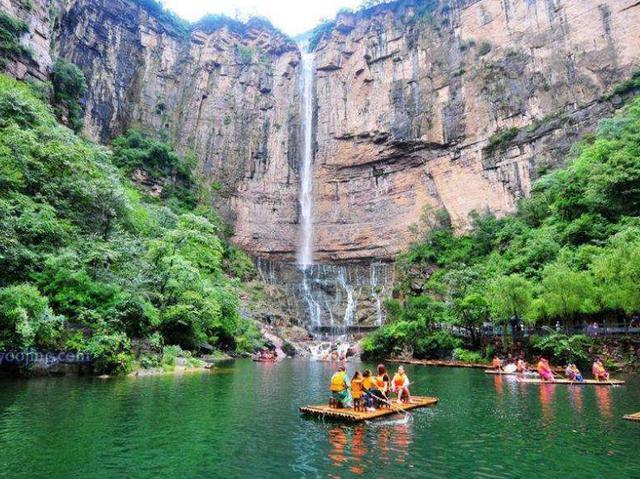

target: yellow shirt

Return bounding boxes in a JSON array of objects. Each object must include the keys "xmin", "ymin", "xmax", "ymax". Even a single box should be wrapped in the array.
[
  {"xmin": 330, "ymin": 371, "xmax": 347, "ymax": 392},
  {"xmin": 362, "ymin": 376, "xmax": 376, "ymax": 390}
]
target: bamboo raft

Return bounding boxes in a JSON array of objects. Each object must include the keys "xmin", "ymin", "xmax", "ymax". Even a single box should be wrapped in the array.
[
  {"xmin": 388, "ymin": 358, "xmax": 489, "ymax": 369},
  {"xmin": 517, "ymin": 378, "xmax": 625, "ymax": 386},
  {"xmin": 485, "ymin": 370, "xmax": 535, "ymax": 376},
  {"xmin": 623, "ymin": 412, "xmax": 640, "ymax": 422},
  {"xmin": 300, "ymin": 396, "xmax": 439, "ymax": 422}
]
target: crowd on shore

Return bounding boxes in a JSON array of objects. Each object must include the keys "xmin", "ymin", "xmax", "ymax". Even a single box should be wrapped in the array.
[
  {"xmin": 330, "ymin": 364, "xmax": 411, "ymax": 411},
  {"xmin": 491, "ymin": 355, "xmax": 611, "ymax": 381}
]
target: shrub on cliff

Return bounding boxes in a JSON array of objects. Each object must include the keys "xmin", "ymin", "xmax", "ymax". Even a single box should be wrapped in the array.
[
  {"xmin": 0, "ymin": 12, "xmax": 32, "ymax": 67},
  {"xmin": 52, "ymin": 59, "xmax": 87, "ymax": 132}
]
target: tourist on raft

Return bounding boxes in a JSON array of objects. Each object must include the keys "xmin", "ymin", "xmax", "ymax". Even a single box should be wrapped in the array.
[
  {"xmin": 351, "ymin": 371, "xmax": 364, "ymax": 410},
  {"xmin": 537, "ymin": 357, "xmax": 554, "ymax": 381},
  {"xmin": 362, "ymin": 369, "xmax": 381, "ymax": 411},
  {"xmin": 492, "ymin": 356, "xmax": 503, "ymax": 371},
  {"xmin": 375, "ymin": 364, "xmax": 390, "ymax": 397},
  {"xmin": 516, "ymin": 355, "xmax": 527, "ymax": 373},
  {"xmin": 330, "ymin": 365, "xmax": 351, "ymax": 408},
  {"xmin": 565, "ymin": 363, "xmax": 584, "ymax": 382},
  {"xmin": 592, "ymin": 358, "xmax": 610, "ymax": 381},
  {"xmin": 391, "ymin": 366, "xmax": 411, "ymax": 403},
  {"xmin": 503, "ymin": 359, "xmax": 517, "ymax": 374}
]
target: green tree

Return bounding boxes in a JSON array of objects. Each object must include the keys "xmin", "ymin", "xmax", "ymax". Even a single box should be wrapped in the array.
[
  {"xmin": 0, "ymin": 284, "xmax": 63, "ymax": 349},
  {"xmin": 52, "ymin": 59, "xmax": 87, "ymax": 132},
  {"xmin": 453, "ymin": 292, "xmax": 489, "ymax": 344},
  {"xmin": 488, "ymin": 274, "xmax": 533, "ymax": 325},
  {"xmin": 535, "ymin": 262, "xmax": 596, "ymax": 326}
]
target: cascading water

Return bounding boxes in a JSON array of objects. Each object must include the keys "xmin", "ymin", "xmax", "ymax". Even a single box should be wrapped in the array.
[
  {"xmin": 297, "ymin": 49, "xmax": 315, "ymax": 269},
  {"xmin": 296, "ymin": 48, "xmax": 325, "ymax": 332},
  {"xmin": 278, "ymin": 46, "xmax": 393, "ymax": 356}
]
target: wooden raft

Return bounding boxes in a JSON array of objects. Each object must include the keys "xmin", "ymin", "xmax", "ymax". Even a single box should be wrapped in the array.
[
  {"xmin": 485, "ymin": 370, "xmax": 532, "ymax": 376},
  {"xmin": 300, "ymin": 396, "xmax": 438, "ymax": 422},
  {"xmin": 517, "ymin": 378, "xmax": 625, "ymax": 386},
  {"xmin": 623, "ymin": 412, "xmax": 640, "ymax": 422},
  {"xmin": 388, "ymin": 358, "xmax": 489, "ymax": 369}
]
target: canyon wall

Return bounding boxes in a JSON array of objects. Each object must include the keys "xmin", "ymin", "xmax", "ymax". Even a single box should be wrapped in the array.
[
  {"xmin": 311, "ymin": 0, "xmax": 640, "ymax": 261},
  {"xmin": 2, "ymin": 0, "xmax": 640, "ymax": 267},
  {"xmin": 55, "ymin": 0, "xmax": 303, "ymax": 258}
]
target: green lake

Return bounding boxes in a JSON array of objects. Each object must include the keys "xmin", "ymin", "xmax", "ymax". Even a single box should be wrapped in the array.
[{"xmin": 1, "ymin": 361, "xmax": 639, "ymax": 478}]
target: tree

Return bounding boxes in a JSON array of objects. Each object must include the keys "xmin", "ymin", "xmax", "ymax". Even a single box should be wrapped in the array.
[
  {"xmin": 0, "ymin": 284, "xmax": 63, "ymax": 349},
  {"xmin": 489, "ymin": 274, "xmax": 533, "ymax": 325},
  {"xmin": 52, "ymin": 59, "xmax": 87, "ymax": 132},
  {"xmin": 453, "ymin": 292, "xmax": 489, "ymax": 344},
  {"xmin": 535, "ymin": 262, "xmax": 596, "ymax": 326},
  {"xmin": 591, "ymin": 228, "xmax": 640, "ymax": 315}
]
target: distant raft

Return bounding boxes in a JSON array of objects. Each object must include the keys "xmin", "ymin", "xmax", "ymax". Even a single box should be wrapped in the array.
[
  {"xmin": 517, "ymin": 378, "xmax": 625, "ymax": 386},
  {"xmin": 484, "ymin": 370, "xmax": 539, "ymax": 377},
  {"xmin": 623, "ymin": 412, "xmax": 640, "ymax": 422},
  {"xmin": 300, "ymin": 396, "xmax": 439, "ymax": 422}
]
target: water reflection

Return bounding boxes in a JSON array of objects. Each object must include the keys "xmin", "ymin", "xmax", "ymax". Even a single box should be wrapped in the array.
[
  {"xmin": 568, "ymin": 386, "xmax": 583, "ymax": 414},
  {"xmin": 493, "ymin": 375, "xmax": 504, "ymax": 394},
  {"xmin": 327, "ymin": 419, "xmax": 413, "ymax": 475},
  {"xmin": 539, "ymin": 384, "xmax": 556, "ymax": 426},
  {"xmin": 595, "ymin": 387, "xmax": 613, "ymax": 418},
  {"xmin": 351, "ymin": 426, "xmax": 367, "ymax": 475}
]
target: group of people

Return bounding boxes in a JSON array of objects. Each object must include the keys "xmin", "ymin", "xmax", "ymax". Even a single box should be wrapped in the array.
[
  {"xmin": 492, "ymin": 355, "xmax": 610, "ymax": 382},
  {"xmin": 330, "ymin": 364, "xmax": 412, "ymax": 411},
  {"xmin": 253, "ymin": 349, "xmax": 277, "ymax": 362}
]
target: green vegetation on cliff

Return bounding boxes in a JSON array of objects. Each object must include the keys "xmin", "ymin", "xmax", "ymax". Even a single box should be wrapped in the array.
[
  {"xmin": 0, "ymin": 74, "xmax": 259, "ymax": 374},
  {"xmin": 365, "ymin": 96, "xmax": 640, "ymax": 363},
  {"xmin": 0, "ymin": 11, "xmax": 32, "ymax": 67}
]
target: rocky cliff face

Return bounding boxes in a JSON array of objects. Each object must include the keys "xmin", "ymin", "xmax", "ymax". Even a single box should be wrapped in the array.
[
  {"xmin": 50, "ymin": 0, "xmax": 303, "ymax": 258},
  {"xmin": 0, "ymin": 0, "xmax": 52, "ymax": 81},
  {"xmin": 311, "ymin": 0, "xmax": 640, "ymax": 261},
  {"xmin": 3, "ymin": 0, "xmax": 640, "ymax": 296}
]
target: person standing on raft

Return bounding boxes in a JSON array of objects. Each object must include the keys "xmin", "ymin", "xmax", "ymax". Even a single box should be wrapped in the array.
[
  {"xmin": 592, "ymin": 358, "xmax": 610, "ymax": 381},
  {"xmin": 537, "ymin": 357, "xmax": 554, "ymax": 381},
  {"xmin": 330, "ymin": 365, "xmax": 351, "ymax": 407},
  {"xmin": 392, "ymin": 366, "xmax": 412, "ymax": 403},
  {"xmin": 492, "ymin": 356, "xmax": 503, "ymax": 371},
  {"xmin": 516, "ymin": 355, "xmax": 527, "ymax": 374}
]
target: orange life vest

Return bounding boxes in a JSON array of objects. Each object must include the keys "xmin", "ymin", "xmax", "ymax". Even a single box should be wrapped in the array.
[
  {"xmin": 351, "ymin": 379, "xmax": 363, "ymax": 399},
  {"xmin": 393, "ymin": 373, "xmax": 406, "ymax": 388},
  {"xmin": 375, "ymin": 374, "xmax": 387, "ymax": 390}
]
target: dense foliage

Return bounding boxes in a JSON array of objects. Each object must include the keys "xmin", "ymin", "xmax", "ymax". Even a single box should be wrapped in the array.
[
  {"xmin": 0, "ymin": 74, "xmax": 259, "ymax": 374},
  {"xmin": 52, "ymin": 59, "xmax": 87, "ymax": 132},
  {"xmin": 365, "ymin": 96, "xmax": 640, "ymax": 360},
  {"xmin": 0, "ymin": 11, "xmax": 31, "ymax": 68}
]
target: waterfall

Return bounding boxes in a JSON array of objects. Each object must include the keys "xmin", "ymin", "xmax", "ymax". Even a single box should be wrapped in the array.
[
  {"xmin": 297, "ymin": 50, "xmax": 315, "ymax": 269},
  {"xmin": 337, "ymin": 268, "xmax": 357, "ymax": 327}
]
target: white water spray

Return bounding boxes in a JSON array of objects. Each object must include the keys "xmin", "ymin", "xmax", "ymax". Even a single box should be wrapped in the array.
[{"xmin": 297, "ymin": 50, "xmax": 315, "ymax": 269}]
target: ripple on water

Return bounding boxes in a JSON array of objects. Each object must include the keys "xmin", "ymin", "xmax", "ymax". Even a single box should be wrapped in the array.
[{"xmin": 0, "ymin": 363, "xmax": 640, "ymax": 478}]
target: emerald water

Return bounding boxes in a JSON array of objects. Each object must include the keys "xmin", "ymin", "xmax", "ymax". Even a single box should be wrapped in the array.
[{"xmin": 1, "ymin": 361, "xmax": 639, "ymax": 478}]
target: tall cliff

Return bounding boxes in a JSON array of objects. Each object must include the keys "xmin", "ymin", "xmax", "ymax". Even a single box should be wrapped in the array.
[
  {"xmin": 2, "ymin": 0, "xmax": 640, "ymax": 266},
  {"xmin": 311, "ymin": 0, "xmax": 640, "ymax": 261}
]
